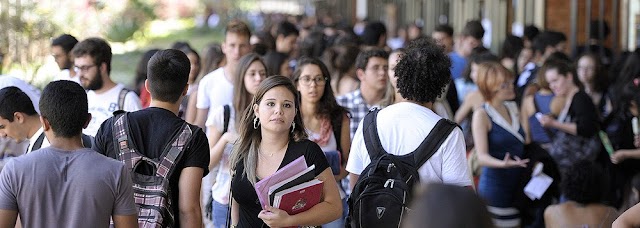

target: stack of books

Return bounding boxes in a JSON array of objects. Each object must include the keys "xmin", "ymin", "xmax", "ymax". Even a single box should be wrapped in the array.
[{"xmin": 254, "ymin": 156, "xmax": 324, "ymax": 216}]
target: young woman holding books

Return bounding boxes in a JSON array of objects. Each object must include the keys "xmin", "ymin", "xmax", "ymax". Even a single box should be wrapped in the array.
[
  {"xmin": 229, "ymin": 76, "xmax": 342, "ymax": 227},
  {"xmin": 292, "ymin": 57, "xmax": 351, "ymax": 228},
  {"xmin": 206, "ymin": 53, "xmax": 267, "ymax": 228}
]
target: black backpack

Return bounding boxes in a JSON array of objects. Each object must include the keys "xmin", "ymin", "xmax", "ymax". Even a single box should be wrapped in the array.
[{"xmin": 346, "ymin": 109, "xmax": 457, "ymax": 228}]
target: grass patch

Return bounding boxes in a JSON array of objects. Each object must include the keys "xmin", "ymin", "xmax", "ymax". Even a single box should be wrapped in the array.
[{"xmin": 111, "ymin": 26, "xmax": 223, "ymax": 88}]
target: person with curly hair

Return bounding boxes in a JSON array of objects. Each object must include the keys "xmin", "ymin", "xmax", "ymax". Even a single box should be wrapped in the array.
[
  {"xmin": 346, "ymin": 37, "xmax": 472, "ymax": 191},
  {"xmin": 545, "ymin": 160, "xmax": 618, "ymax": 227}
]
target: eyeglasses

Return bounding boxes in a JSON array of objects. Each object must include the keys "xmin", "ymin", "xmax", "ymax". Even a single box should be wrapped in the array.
[
  {"xmin": 74, "ymin": 65, "xmax": 96, "ymax": 73},
  {"xmin": 298, "ymin": 76, "xmax": 327, "ymax": 86}
]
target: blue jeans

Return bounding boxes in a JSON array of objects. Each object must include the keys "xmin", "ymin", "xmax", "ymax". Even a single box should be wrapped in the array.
[{"xmin": 211, "ymin": 200, "xmax": 229, "ymax": 228}]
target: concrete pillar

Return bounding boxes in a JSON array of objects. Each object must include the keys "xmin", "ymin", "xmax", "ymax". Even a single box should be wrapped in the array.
[
  {"xmin": 356, "ymin": 0, "xmax": 367, "ymax": 20},
  {"xmin": 484, "ymin": 0, "xmax": 508, "ymax": 53}
]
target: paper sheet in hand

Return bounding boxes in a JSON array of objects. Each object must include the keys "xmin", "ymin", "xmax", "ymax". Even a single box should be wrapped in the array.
[
  {"xmin": 524, "ymin": 173, "xmax": 553, "ymax": 200},
  {"xmin": 254, "ymin": 156, "xmax": 308, "ymax": 208}
]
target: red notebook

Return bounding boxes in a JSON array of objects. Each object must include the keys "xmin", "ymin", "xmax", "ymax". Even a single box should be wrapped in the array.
[
  {"xmin": 272, "ymin": 179, "xmax": 324, "ymax": 215},
  {"xmin": 254, "ymin": 156, "xmax": 308, "ymax": 208}
]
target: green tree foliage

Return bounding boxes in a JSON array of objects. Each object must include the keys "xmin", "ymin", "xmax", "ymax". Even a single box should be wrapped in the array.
[{"xmin": 0, "ymin": 0, "xmax": 58, "ymax": 78}]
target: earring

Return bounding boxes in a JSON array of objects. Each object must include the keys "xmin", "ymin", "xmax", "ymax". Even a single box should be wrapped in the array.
[
  {"xmin": 291, "ymin": 122, "xmax": 296, "ymax": 133},
  {"xmin": 253, "ymin": 116, "xmax": 260, "ymax": 129}
]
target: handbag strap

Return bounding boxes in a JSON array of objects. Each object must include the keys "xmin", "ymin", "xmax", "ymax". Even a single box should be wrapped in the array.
[{"xmin": 226, "ymin": 169, "xmax": 234, "ymax": 228}]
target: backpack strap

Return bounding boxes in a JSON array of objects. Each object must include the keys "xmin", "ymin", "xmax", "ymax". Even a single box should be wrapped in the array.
[
  {"xmin": 363, "ymin": 108, "xmax": 385, "ymax": 160},
  {"xmin": 112, "ymin": 111, "xmax": 197, "ymax": 179},
  {"xmin": 118, "ymin": 88, "xmax": 131, "ymax": 111},
  {"xmin": 412, "ymin": 118, "xmax": 458, "ymax": 167},
  {"xmin": 331, "ymin": 111, "xmax": 345, "ymax": 163},
  {"xmin": 223, "ymin": 104, "xmax": 230, "ymax": 134},
  {"xmin": 112, "ymin": 112, "xmax": 136, "ymax": 169},
  {"xmin": 156, "ymin": 123, "xmax": 195, "ymax": 179},
  {"xmin": 31, "ymin": 132, "xmax": 46, "ymax": 151}
]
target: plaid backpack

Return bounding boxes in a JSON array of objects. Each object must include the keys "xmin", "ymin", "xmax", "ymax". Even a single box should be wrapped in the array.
[{"xmin": 112, "ymin": 112, "xmax": 197, "ymax": 227}]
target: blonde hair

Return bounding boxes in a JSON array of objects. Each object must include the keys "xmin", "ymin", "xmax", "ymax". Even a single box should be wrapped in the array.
[{"xmin": 476, "ymin": 62, "xmax": 514, "ymax": 102}]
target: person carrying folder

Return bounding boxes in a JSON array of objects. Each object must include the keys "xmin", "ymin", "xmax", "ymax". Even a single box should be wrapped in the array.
[{"xmin": 229, "ymin": 76, "xmax": 342, "ymax": 227}]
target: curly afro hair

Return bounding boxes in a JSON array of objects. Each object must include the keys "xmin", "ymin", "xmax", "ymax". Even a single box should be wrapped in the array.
[
  {"xmin": 561, "ymin": 160, "xmax": 606, "ymax": 204},
  {"xmin": 394, "ymin": 37, "xmax": 451, "ymax": 103}
]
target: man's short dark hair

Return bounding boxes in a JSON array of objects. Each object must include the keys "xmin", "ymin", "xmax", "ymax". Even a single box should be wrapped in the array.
[
  {"xmin": 562, "ymin": 160, "xmax": 606, "ymax": 204},
  {"xmin": 147, "ymin": 49, "xmax": 190, "ymax": 103},
  {"xmin": 360, "ymin": 21, "xmax": 387, "ymax": 46},
  {"xmin": 434, "ymin": 24, "xmax": 454, "ymax": 37},
  {"xmin": 589, "ymin": 20, "xmax": 610, "ymax": 40},
  {"xmin": 461, "ymin": 20, "xmax": 485, "ymax": 40},
  {"xmin": 532, "ymin": 31, "xmax": 567, "ymax": 54},
  {"xmin": 0, "ymin": 87, "xmax": 37, "ymax": 121},
  {"xmin": 355, "ymin": 48, "xmax": 388, "ymax": 71},
  {"xmin": 51, "ymin": 34, "xmax": 79, "ymax": 53},
  {"xmin": 275, "ymin": 21, "xmax": 300, "ymax": 38},
  {"xmin": 71, "ymin": 37, "xmax": 112, "ymax": 74},
  {"xmin": 40, "ymin": 81, "xmax": 88, "ymax": 138},
  {"xmin": 394, "ymin": 38, "xmax": 451, "ymax": 103},
  {"xmin": 523, "ymin": 25, "xmax": 540, "ymax": 41}
]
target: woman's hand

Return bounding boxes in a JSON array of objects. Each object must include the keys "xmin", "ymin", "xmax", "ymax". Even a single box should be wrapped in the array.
[
  {"xmin": 258, "ymin": 205, "xmax": 292, "ymax": 228},
  {"xmin": 502, "ymin": 152, "xmax": 529, "ymax": 168},
  {"xmin": 611, "ymin": 150, "xmax": 628, "ymax": 164},
  {"xmin": 538, "ymin": 114, "xmax": 556, "ymax": 128},
  {"xmin": 634, "ymin": 135, "xmax": 640, "ymax": 148}
]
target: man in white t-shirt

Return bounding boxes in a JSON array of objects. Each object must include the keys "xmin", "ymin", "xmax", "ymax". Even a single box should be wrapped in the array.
[
  {"xmin": 51, "ymin": 34, "xmax": 81, "ymax": 84},
  {"xmin": 72, "ymin": 38, "xmax": 141, "ymax": 136},
  {"xmin": 346, "ymin": 38, "xmax": 472, "ymax": 190},
  {"xmin": 195, "ymin": 20, "xmax": 252, "ymax": 128}
]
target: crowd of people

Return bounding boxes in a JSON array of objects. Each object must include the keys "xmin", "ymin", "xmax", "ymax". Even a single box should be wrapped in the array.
[{"xmin": 0, "ymin": 14, "xmax": 638, "ymax": 228}]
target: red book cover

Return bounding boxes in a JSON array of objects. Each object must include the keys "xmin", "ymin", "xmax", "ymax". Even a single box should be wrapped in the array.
[
  {"xmin": 254, "ymin": 156, "xmax": 308, "ymax": 208},
  {"xmin": 273, "ymin": 179, "xmax": 324, "ymax": 216}
]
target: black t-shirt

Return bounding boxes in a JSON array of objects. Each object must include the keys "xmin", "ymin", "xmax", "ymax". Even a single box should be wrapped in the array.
[
  {"xmin": 568, "ymin": 90, "xmax": 600, "ymax": 137},
  {"xmin": 231, "ymin": 139, "xmax": 329, "ymax": 228},
  {"xmin": 92, "ymin": 107, "xmax": 209, "ymax": 227}
]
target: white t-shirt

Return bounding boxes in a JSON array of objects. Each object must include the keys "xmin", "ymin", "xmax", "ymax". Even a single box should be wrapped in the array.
[
  {"xmin": 346, "ymin": 102, "xmax": 472, "ymax": 187},
  {"xmin": 84, "ymin": 84, "xmax": 142, "ymax": 136},
  {"xmin": 55, "ymin": 69, "xmax": 81, "ymax": 85},
  {"xmin": 206, "ymin": 104, "xmax": 236, "ymax": 204},
  {"xmin": 196, "ymin": 67, "xmax": 234, "ymax": 111},
  {"xmin": 0, "ymin": 76, "xmax": 41, "ymax": 113}
]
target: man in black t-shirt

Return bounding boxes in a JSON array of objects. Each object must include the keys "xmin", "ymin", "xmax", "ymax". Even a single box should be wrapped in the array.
[{"xmin": 93, "ymin": 49, "xmax": 210, "ymax": 227}]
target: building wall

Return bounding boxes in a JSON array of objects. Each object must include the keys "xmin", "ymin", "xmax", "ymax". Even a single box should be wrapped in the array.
[{"xmin": 545, "ymin": 0, "xmax": 617, "ymax": 53}]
